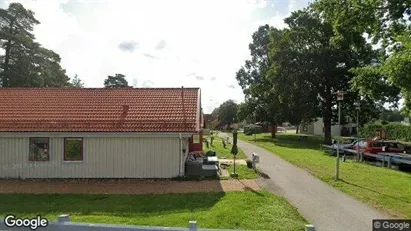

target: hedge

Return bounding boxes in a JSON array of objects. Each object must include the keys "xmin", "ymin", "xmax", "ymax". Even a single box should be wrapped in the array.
[{"xmin": 360, "ymin": 123, "xmax": 411, "ymax": 141}]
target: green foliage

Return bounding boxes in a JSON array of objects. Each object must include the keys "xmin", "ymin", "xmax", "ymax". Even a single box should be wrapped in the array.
[
  {"xmin": 360, "ymin": 123, "xmax": 411, "ymax": 141},
  {"xmin": 350, "ymin": 66, "xmax": 401, "ymax": 105},
  {"xmin": 0, "ymin": 3, "xmax": 71, "ymax": 88},
  {"xmin": 246, "ymin": 159, "xmax": 253, "ymax": 169},
  {"xmin": 236, "ymin": 101, "xmax": 254, "ymax": 123},
  {"xmin": 104, "ymin": 73, "xmax": 130, "ymax": 88},
  {"xmin": 379, "ymin": 108, "xmax": 404, "ymax": 122},
  {"xmin": 282, "ymin": 9, "xmax": 375, "ymax": 143},
  {"xmin": 70, "ymin": 74, "xmax": 84, "ymax": 88},
  {"xmin": 214, "ymin": 100, "xmax": 238, "ymax": 127},
  {"xmin": 381, "ymin": 120, "xmax": 389, "ymax": 125},
  {"xmin": 312, "ymin": 0, "xmax": 411, "ymax": 48},
  {"xmin": 236, "ymin": 25, "xmax": 282, "ymax": 131},
  {"xmin": 313, "ymin": 0, "xmax": 411, "ymax": 116}
]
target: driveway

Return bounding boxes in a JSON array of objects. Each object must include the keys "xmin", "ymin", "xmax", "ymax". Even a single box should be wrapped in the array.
[{"xmin": 220, "ymin": 133, "xmax": 390, "ymax": 231}]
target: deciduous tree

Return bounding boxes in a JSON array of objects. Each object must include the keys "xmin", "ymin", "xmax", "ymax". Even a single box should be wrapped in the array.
[
  {"xmin": 70, "ymin": 74, "xmax": 84, "ymax": 88},
  {"xmin": 104, "ymin": 73, "xmax": 130, "ymax": 88},
  {"xmin": 216, "ymin": 100, "xmax": 238, "ymax": 127}
]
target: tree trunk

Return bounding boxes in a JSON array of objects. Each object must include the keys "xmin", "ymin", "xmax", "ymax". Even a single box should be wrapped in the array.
[
  {"xmin": 296, "ymin": 125, "xmax": 299, "ymax": 134},
  {"xmin": 270, "ymin": 123, "xmax": 277, "ymax": 138}
]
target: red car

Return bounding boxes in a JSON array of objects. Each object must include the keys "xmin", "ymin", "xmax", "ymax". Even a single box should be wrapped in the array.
[{"xmin": 353, "ymin": 139, "xmax": 405, "ymax": 159}]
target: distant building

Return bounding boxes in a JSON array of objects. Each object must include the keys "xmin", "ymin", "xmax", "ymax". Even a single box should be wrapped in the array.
[{"xmin": 300, "ymin": 117, "xmax": 357, "ymax": 137}]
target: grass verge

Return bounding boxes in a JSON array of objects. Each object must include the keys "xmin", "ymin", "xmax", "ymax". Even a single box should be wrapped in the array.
[
  {"xmin": 225, "ymin": 164, "xmax": 260, "ymax": 179},
  {"xmin": 238, "ymin": 133, "xmax": 411, "ymax": 218},
  {"xmin": 0, "ymin": 191, "xmax": 306, "ymax": 231},
  {"xmin": 203, "ymin": 136, "xmax": 247, "ymax": 159}
]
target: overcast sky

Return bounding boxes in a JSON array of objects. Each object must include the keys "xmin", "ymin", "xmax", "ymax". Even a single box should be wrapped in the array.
[{"xmin": 0, "ymin": 0, "xmax": 311, "ymax": 113}]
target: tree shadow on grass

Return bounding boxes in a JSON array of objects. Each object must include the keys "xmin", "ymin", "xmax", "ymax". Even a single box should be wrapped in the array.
[
  {"xmin": 340, "ymin": 179, "xmax": 411, "ymax": 204},
  {"xmin": 241, "ymin": 186, "xmax": 265, "ymax": 197}
]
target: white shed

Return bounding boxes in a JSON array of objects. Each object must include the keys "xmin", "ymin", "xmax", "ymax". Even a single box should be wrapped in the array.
[
  {"xmin": 0, "ymin": 87, "xmax": 202, "ymax": 179},
  {"xmin": 300, "ymin": 117, "xmax": 357, "ymax": 137}
]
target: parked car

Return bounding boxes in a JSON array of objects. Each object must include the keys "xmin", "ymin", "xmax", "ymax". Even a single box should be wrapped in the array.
[
  {"xmin": 331, "ymin": 138, "xmax": 364, "ymax": 155},
  {"xmin": 352, "ymin": 139, "xmax": 406, "ymax": 160}
]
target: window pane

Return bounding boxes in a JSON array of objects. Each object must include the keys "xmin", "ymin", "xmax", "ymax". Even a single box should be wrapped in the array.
[
  {"xmin": 192, "ymin": 135, "xmax": 200, "ymax": 144},
  {"xmin": 64, "ymin": 138, "xmax": 83, "ymax": 161},
  {"xmin": 373, "ymin": 142, "xmax": 382, "ymax": 147},
  {"xmin": 29, "ymin": 138, "xmax": 49, "ymax": 161}
]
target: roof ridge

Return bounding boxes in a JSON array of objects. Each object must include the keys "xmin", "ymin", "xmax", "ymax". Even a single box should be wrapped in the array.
[
  {"xmin": 0, "ymin": 87, "xmax": 201, "ymax": 132},
  {"xmin": 0, "ymin": 87, "xmax": 200, "ymax": 90}
]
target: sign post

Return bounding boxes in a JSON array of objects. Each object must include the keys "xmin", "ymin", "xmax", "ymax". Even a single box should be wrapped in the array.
[
  {"xmin": 354, "ymin": 101, "xmax": 361, "ymax": 161},
  {"xmin": 335, "ymin": 91, "xmax": 345, "ymax": 181},
  {"xmin": 231, "ymin": 129, "xmax": 238, "ymax": 178}
]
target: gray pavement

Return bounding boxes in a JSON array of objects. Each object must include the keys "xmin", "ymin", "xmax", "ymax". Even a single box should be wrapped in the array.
[{"xmin": 220, "ymin": 133, "xmax": 391, "ymax": 231}]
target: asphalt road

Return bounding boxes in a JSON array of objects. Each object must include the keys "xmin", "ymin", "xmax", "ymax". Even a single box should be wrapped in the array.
[{"xmin": 220, "ymin": 133, "xmax": 391, "ymax": 231}]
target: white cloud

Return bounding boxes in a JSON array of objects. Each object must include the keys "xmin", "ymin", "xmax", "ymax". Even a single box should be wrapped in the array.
[{"xmin": 2, "ymin": 0, "xmax": 310, "ymax": 113}]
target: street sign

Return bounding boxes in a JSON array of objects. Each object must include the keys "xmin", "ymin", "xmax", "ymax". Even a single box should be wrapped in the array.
[{"xmin": 337, "ymin": 92, "xmax": 344, "ymax": 101}]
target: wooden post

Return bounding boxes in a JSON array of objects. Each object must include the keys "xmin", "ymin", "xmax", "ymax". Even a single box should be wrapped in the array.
[
  {"xmin": 189, "ymin": 221, "xmax": 197, "ymax": 231},
  {"xmin": 58, "ymin": 214, "xmax": 70, "ymax": 223},
  {"xmin": 305, "ymin": 224, "xmax": 315, "ymax": 231}
]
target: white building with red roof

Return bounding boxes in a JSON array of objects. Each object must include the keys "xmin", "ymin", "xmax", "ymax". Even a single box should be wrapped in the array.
[{"xmin": 0, "ymin": 87, "xmax": 203, "ymax": 178}]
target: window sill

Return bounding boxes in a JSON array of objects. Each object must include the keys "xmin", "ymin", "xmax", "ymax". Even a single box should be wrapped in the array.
[{"xmin": 63, "ymin": 161, "xmax": 83, "ymax": 163}]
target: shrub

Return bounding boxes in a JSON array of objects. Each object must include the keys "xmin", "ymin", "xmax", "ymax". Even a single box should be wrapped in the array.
[
  {"xmin": 206, "ymin": 150, "xmax": 216, "ymax": 157},
  {"xmin": 246, "ymin": 159, "xmax": 253, "ymax": 168},
  {"xmin": 360, "ymin": 123, "xmax": 411, "ymax": 141}
]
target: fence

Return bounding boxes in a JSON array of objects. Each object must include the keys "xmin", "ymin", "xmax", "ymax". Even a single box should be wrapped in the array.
[{"xmin": 0, "ymin": 215, "xmax": 316, "ymax": 231}]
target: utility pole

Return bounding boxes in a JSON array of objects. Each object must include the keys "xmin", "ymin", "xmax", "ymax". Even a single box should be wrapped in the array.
[
  {"xmin": 335, "ymin": 91, "xmax": 345, "ymax": 181},
  {"xmin": 354, "ymin": 101, "xmax": 361, "ymax": 161}
]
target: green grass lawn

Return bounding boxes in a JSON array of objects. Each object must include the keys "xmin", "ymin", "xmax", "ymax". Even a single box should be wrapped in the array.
[
  {"xmin": 203, "ymin": 136, "xmax": 247, "ymax": 159},
  {"xmin": 0, "ymin": 191, "xmax": 306, "ymax": 231},
  {"xmin": 179, "ymin": 163, "xmax": 259, "ymax": 181},
  {"xmin": 226, "ymin": 164, "xmax": 260, "ymax": 179},
  {"xmin": 238, "ymin": 133, "xmax": 411, "ymax": 218}
]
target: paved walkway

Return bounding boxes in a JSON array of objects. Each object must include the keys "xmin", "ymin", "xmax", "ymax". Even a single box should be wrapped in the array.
[
  {"xmin": 0, "ymin": 179, "xmax": 259, "ymax": 194},
  {"xmin": 220, "ymin": 133, "xmax": 390, "ymax": 231}
]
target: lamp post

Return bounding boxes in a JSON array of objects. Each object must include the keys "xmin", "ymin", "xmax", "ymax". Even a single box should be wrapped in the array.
[
  {"xmin": 254, "ymin": 112, "xmax": 257, "ymax": 142},
  {"xmin": 335, "ymin": 91, "xmax": 345, "ymax": 181},
  {"xmin": 354, "ymin": 101, "xmax": 361, "ymax": 161},
  {"xmin": 231, "ymin": 128, "xmax": 238, "ymax": 177}
]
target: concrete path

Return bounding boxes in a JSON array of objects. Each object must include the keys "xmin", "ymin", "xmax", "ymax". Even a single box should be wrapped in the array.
[{"xmin": 220, "ymin": 133, "xmax": 390, "ymax": 231}]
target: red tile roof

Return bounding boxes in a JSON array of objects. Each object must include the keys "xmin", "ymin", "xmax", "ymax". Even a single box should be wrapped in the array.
[{"xmin": 0, "ymin": 88, "xmax": 201, "ymax": 133}]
